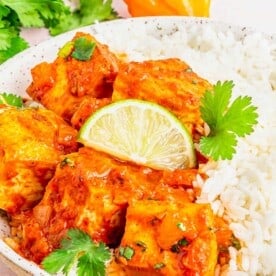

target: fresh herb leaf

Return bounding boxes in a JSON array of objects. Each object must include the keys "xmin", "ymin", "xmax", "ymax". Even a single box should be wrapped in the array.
[
  {"xmin": 177, "ymin": 238, "xmax": 189, "ymax": 246},
  {"xmin": 176, "ymin": 222, "xmax": 185, "ymax": 231},
  {"xmin": 72, "ymin": 37, "xmax": 96, "ymax": 61},
  {"xmin": 231, "ymin": 234, "xmax": 241, "ymax": 250},
  {"xmin": 0, "ymin": 0, "xmax": 70, "ymax": 28},
  {"xmin": 50, "ymin": 0, "xmax": 118, "ymax": 36},
  {"xmin": 0, "ymin": 36, "xmax": 28, "ymax": 63},
  {"xmin": 58, "ymin": 41, "xmax": 74, "ymax": 58},
  {"xmin": 199, "ymin": 80, "xmax": 258, "ymax": 160},
  {"xmin": 0, "ymin": 6, "xmax": 28, "ymax": 62},
  {"xmin": 154, "ymin": 262, "xmax": 166, "ymax": 270},
  {"xmin": 135, "ymin": 240, "xmax": 147, "ymax": 251},
  {"xmin": 0, "ymin": 0, "xmax": 69, "ymax": 63},
  {"xmin": 119, "ymin": 246, "xmax": 135, "ymax": 260},
  {"xmin": 0, "ymin": 93, "xmax": 23, "ymax": 107},
  {"xmin": 200, "ymin": 132, "xmax": 237, "ymax": 161},
  {"xmin": 170, "ymin": 243, "xmax": 180, "ymax": 253},
  {"xmin": 42, "ymin": 228, "xmax": 111, "ymax": 276},
  {"xmin": 60, "ymin": 157, "xmax": 75, "ymax": 168}
]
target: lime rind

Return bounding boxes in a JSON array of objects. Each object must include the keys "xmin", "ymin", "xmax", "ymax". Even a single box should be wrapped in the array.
[{"xmin": 78, "ymin": 99, "xmax": 196, "ymax": 170}]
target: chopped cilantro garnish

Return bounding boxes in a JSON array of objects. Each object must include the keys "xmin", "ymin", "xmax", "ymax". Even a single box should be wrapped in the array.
[
  {"xmin": 119, "ymin": 246, "xmax": 135, "ymax": 260},
  {"xmin": 60, "ymin": 157, "xmax": 75, "ymax": 168},
  {"xmin": 58, "ymin": 41, "xmax": 74, "ymax": 58},
  {"xmin": 231, "ymin": 234, "xmax": 241, "ymax": 250},
  {"xmin": 154, "ymin": 262, "xmax": 166, "ymax": 270},
  {"xmin": 0, "ymin": 93, "xmax": 23, "ymax": 107},
  {"xmin": 42, "ymin": 228, "xmax": 111, "ymax": 276},
  {"xmin": 199, "ymin": 80, "xmax": 258, "ymax": 160},
  {"xmin": 178, "ymin": 238, "xmax": 189, "ymax": 246},
  {"xmin": 58, "ymin": 37, "xmax": 96, "ymax": 61},
  {"xmin": 176, "ymin": 222, "xmax": 186, "ymax": 231},
  {"xmin": 170, "ymin": 243, "xmax": 180, "ymax": 253},
  {"xmin": 135, "ymin": 240, "xmax": 147, "ymax": 251},
  {"xmin": 72, "ymin": 37, "xmax": 96, "ymax": 61},
  {"xmin": 171, "ymin": 238, "xmax": 189, "ymax": 253}
]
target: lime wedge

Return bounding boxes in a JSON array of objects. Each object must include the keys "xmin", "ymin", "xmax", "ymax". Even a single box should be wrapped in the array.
[{"xmin": 78, "ymin": 99, "xmax": 196, "ymax": 170}]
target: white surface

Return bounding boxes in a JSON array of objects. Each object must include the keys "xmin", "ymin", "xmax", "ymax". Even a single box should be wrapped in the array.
[
  {"xmin": 210, "ymin": 0, "xmax": 276, "ymax": 34},
  {"xmin": 0, "ymin": 0, "xmax": 275, "ymax": 275}
]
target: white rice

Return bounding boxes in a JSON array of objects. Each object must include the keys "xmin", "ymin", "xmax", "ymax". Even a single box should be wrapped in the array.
[{"xmin": 93, "ymin": 22, "xmax": 276, "ymax": 275}]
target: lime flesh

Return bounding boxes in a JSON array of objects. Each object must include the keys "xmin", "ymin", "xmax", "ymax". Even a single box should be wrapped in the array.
[{"xmin": 78, "ymin": 99, "xmax": 196, "ymax": 170}]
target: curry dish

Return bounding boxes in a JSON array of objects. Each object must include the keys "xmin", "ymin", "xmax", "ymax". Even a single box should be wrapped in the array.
[{"xmin": 1, "ymin": 32, "xmax": 237, "ymax": 275}]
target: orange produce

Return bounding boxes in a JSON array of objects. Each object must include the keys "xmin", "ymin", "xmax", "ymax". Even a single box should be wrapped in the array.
[{"xmin": 124, "ymin": 0, "xmax": 211, "ymax": 17}]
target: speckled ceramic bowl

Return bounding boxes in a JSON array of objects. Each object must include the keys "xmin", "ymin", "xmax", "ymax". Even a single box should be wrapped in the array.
[{"xmin": 0, "ymin": 17, "xmax": 275, "ymax": 275}]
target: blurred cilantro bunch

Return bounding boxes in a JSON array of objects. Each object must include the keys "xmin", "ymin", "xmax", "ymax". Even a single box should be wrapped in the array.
[{"xmin": 0, "ymin": 0, "xmax": 118, "ymax": 64}]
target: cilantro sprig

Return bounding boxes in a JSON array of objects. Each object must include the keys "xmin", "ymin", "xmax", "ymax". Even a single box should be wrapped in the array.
[
  {"xmin": 0, "ymin": 0, "xmax": 69, "ymax": 63},
  {"xmin": 42, "ymin": 228, "xmax": 111, "ymax": 276},
  {"xmin": 0, "ymin": 92, "xmax": 23, "ymax": 107},
  {"xmin": 58, "ymin": 37, "xmax": 96, "ymax": 61},
  {"xmin": 0, "ymin": 0, "xmax": 118, "ymax": 64},
  {"xmin": 72, "ymin": 37, "xmax": 96, "ymax": 61},
  {"xmin": 199, "ymin": 80, "xmax": 258, "ymax": 160},
  {"xmin": 59, "ymin": 37, "xmax": 96, "ymax": 61},
  {"xmin": 50, "ymin": 0, "xmax": 118, "ymax": 36}
]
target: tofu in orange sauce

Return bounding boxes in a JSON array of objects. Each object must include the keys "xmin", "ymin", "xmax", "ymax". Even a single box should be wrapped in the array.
[
  {"xmin": 0, "ymin": 107, "xmax": 78, "ymax": 213},
  {"xmin": 27, "ymin": 32, "xmax": 120, "ymax": 123},
  {"xmin": 112, "ymin": 58, "xmax": 213, "ymax": 137},
  {"xmin": 116, "ymin": 200, "xmax": 217, "ymax": 276}
]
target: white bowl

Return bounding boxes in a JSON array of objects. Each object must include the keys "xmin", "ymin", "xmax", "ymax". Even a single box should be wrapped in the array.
[{"xmin": 0, "ymin": 16, "xmax": 275, "ymax": 275}]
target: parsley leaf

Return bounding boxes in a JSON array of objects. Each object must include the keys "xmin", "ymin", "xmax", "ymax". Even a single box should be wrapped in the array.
[
  {"xmin": 42, "ymin": 228, "xmax": 111, "ymax": 276},
  {"xmin": 49, "ymin": 0, "xmax": 118, "ymax": 36},
  {"xmin": 0, "ymin": 92, "xmax": 23, "ymax": 107},
  {"xmin": 199, "ymin": 80, "xmax": 258, "ymax": 160}
]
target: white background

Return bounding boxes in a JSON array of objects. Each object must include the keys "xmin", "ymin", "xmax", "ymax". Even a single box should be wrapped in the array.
[{"xmin": 0, "ymin": 0, "xmax": 275, "ymax": 274}]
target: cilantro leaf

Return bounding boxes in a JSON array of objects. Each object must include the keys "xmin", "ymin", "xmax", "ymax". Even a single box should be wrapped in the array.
[
  {"xmin": 0, "ymin": 4, "xmax": 9, "ymax": 18},
  {"xmin": 222, "ymin": 95, "xmax": 258, "ymax": 136},
  {"xmin": 42, "ymin": 249, "xmax": 75, "ymax": 275},
  {"xmin": 50, "ymin": 0, "xmax": 118, "ymax": 36},
  {"xmin": 0, "ymin": 93, "xmax": 23, "ymax": 107},
  {"xmin": 0, "ymin": 0, "xmax": 70, "ymax": 27},
  {"xmin": 0, "ymin": 0, "xmax": 69, "ymax": 62},
  {"xmin": 0, "ymin": 35, "xmax": 28, "ymax": 63},
  {"xmin": 199, "ymin": 81, "xmax": 258, "ymax": 160},
  {"xmin": 200, "ymin": 80, "xmax": 233, "ymax": 131},
  {"xmin": 200, "ymin": 131, "xmax": 237, "ymax": 161},
  {"xmin": 0, "ymin": 27, "xmax": 17, "ymax": 51},
  {"xmin": 72, "ymin": 37, "xmax": 96, "ymax": 61},
  {"xmin": 42, "ymin": 228, "xmax": 111, "ymax": 276},
  {"xmin": 58, "ymin": 37, "xmax": 96, "ymax": 61},
  {"xmin": 0, "ymin": 5, "xmax": 28, "ymax": 62},
  {"xmin": 77, "ymin": 242, "xmax": 111, "ymax": 276}
]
